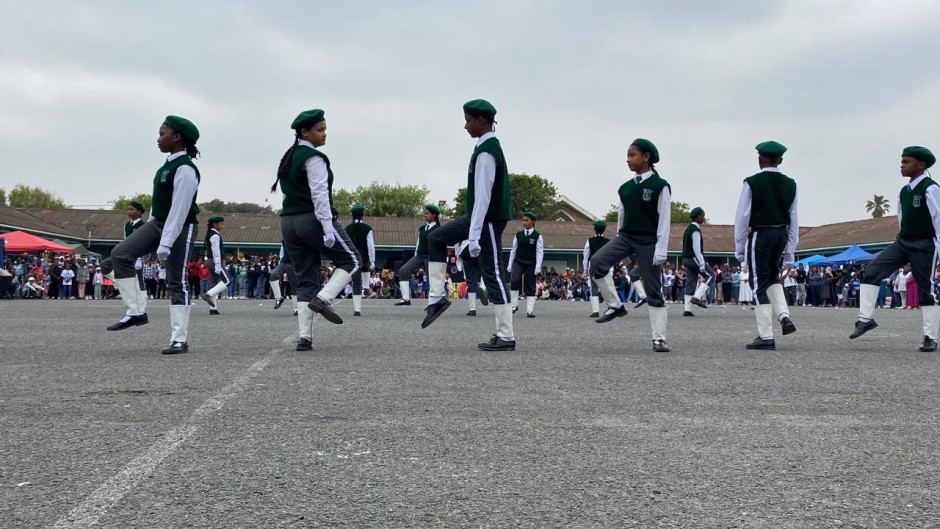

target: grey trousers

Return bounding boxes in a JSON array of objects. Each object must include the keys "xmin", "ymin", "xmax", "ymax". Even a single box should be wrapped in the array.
[
  {"xmin": 590, "ymin": 232, "xmax": 664, "ymax": 308},
  {"xmin": 428, "ymin": 215, "xmax": 510, "ymax": 304},
  {"xmin": 100, "ymin": 220, "xmax": 197, "ymax": 305},
  {"xmin": 510, "ymin": 261, "xmax": 536, "ymax": 296},
  {"xmin": 863, "ymin": 236, "xmax": 938, "ymax": 306},
  {"xmin": 398, "ymin": 254, "xmax": 428, "ymax": 284},
  {"xmin": 281, "ymin": 213, "xmax": 361, "ymax": 302},
  {"xmin": 683, "ymin": 257, "xmax": 713, "ymax": 296},
  {"xmin": 269, "ymin": 260, "xmax": 298, "ymax": 288},
  {"xmin": 206, "ymin": 258, "xmax": 230, "ymax": 285}
]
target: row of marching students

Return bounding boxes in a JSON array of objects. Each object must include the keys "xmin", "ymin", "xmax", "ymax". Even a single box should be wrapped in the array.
[{"xmin": 99, "ymin": 108, "xmax": 940, "ymax": 356}]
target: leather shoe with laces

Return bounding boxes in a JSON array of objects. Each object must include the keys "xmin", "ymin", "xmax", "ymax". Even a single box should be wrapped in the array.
[
  {"xmin": 595, "ymin": 305, "xmax": 627, "ymax": 323},
  {"xmin": 780, "ymin": 316, "xmax": 796, "ymax": 335},
  {"xmin": 849, "ymin": 319, "xmax": 877, "ymax": 339},
  {"xmin": 107, "ymin": 313, "xmax": 149, "ymax": 331},
  {"xmin": 652, "ymin": 340, "xmax": 670, "ymax": 352},
  {"xmin": 394, "ymin": 299, "xmax": 411, "ymax": 306},
  {"xmin": 466, "ymin": 309, "xmax": 476, "ymax": 316},
  {"xmin": 919, "ymin": 336, "xmax": 937, "ymax": 352},
  {"xmin": 476, "ymin": 287, "xmax": 488, "ymax": 306},
  {"xmin": 589, "ymin": 312, "xmax": 599, "ymax": 318},
  {"xmin": 273, "ymin": 298, "xmax": 284, "ymax": 310},
  {"xmin": 691, "ymin": 297, "xmax": 708, "ymax": 309},
  {"xmin": 309, "ymin": 297, "xmax": 343, "ymax": 324},
  {"xmin": 683, "ymin": 311, "xmax": 695, "ymax": 317},
  {"xmin": 478, "ymin": 334, "xmax": 516, "ymax": 351},
  {"xmin": 745, "ymin": 337, "xmax": 776, "ymax": 350},
  {"xmin": 634, "ymin": 298, "xmax": 647, "ymax": 309},
  {"xmin": 421, "ymin": 298, "xmax": 451, "ymax": 328},
  {"xmin": 296, "ymin": 338, "xmax": 312, "ymax": 351},
  {"xmin": 200, "ymin": 293, "xmax": 217, "ymax": 309},
  {"xmin": 161, "ymin": 341, "xmax": 189, "ymax": 355}
]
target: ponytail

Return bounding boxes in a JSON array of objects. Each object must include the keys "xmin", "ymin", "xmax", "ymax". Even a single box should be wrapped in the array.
[
  {"xmin": 186, "ymin": 145, "xmax": 200, "ymax": 159},
  {"xmin": 272, "ymin": 134, "xmax": 300, "ymax": 192}
]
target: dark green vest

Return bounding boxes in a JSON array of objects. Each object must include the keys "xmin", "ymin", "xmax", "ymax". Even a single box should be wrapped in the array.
[
  {"xmin": 151, "ymin": 155, "xmax": 200, "ymax": 223},
  {"xmin": 204, "ymin": 229, "xmax": 224, "ymax": 260},
  {"xmin": 280, "ymin": 145, "xmax": 333, "ymax": 216},
  {"xmin": 345, "ymin": 221, "xmax": 373, "ymax": 261},
  {"xmin": 588, "ymin": 235, "xmax": 608, "ymax": 258},
  {"xmin": 744, "ymin": 171, "xmax": 797, "ymax": 227},
  {"xmin": 899, "ymin": 177, "xmax": 939, "ymax": 239},
  {"xmin": 466, "ymin": 137, "xmax": 511, "ymax": 222},
  {"xmin": 617, "ymin": 174, "xmax": 670, "ymax": 234},
  {"xmin": 514, "ymin": 229, "xmax": 540, "ymax": 264},
  {"xmin": 681, "ymin": 223, "xmax": 702, "ymax": 257},
  {"xmin": 416, "ymin": 223, "xmax": 439, "ymax": 255},
  {"xmin": 124, "ymin": 219, "xmax": 144, "ymax": 239}
]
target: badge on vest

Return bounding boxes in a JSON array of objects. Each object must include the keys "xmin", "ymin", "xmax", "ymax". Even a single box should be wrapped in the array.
[
  {"xmin": 160, "ymin": 169, "xmax": 170, "ymax": 183},
  {"xmin": 913, "ymin": 195, "xmax": 922, "ymax": 207},
  {"xmin": 642, "ymin": 188, "xmax": 653, "ymax": 201}
]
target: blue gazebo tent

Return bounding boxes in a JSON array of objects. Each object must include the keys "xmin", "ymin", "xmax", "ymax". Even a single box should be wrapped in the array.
[
  {"xmin": 795, "ymin": 254, "xmax": 826, "ymax": 267},
  {"xmin": 817, "ymin": 245, "xmax": 876, "ymax": 267}
]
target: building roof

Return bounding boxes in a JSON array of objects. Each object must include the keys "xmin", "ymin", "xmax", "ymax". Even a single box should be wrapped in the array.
[{"xmin": 0, "ymin": 207, "xmax": 904, "ymax": 255}]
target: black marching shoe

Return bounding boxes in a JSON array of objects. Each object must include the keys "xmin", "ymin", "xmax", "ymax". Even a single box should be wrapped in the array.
[
  {"xmin": 478, "ymin": 334, "xmax": 516, "ymax": 351},
  {"xmin": 634, "ymin": 298, "xmax": 648, "ymax": 309},
  {"xmin": 512, "ymin": 306, "xmax": 519, "ymax": 314},
  {"xmin": 107, "ymin": 313, "xmax": 149, "ymax": 331},
  {"xmin": 780, "ymin": 317, "xmax": 797, "ymax": 335},
  {"xmin": 273, "ymin": 298, "xmax": 284, "ymax": 310},
  {"xmin": 161, "ymin": 341, "xmax": 189, "ymax": 355},
  {"xmin": 394, "ymin": 299, "xmax": 411, "ymax": 306},
  {"xmin": 746, "ymin": 337, "xmax": 776, "ymax": 350},
  {"xmin": 589, "ymin": 312, "xmax": 599, "ymax": 318},
  {"xmin": 596, "ymin": 305, "xmax": 627, "ymax": 323},
  {"xmin": 691, "ymin": 297, "xmax": 708, "ymax": 309},
  {"xmin": 209, "ymin": 309, "xmax": 220, "ymax": 316},
  {"xmin": 526, "ymin": 313, "xmax": 536, "ymax": 319},
  {"xmin": 466, "ymin": 309, "xmax": 476, "ymax": 316},
  {"xmin": 353, "ymin": 311, "xmax": 361, "ymax": 317},
  {"xmin": 652, "ymin": 339, "xmax": 670, "ymax": 353},
  {"xmin": 421, "ymin": 298, "xmax": 452, "ymax": 328},
  {"xmin": 683, "ymin": 311, "xmax": 695, "ymax": 317},
  {"xmin": 919, "ymin": 336, "xmax": 937, "ymax": 352},
  {"xmin": 309, "ymin": 297, "xmax": 343, "ymax": 324},
  {"xmin": 849, "ymin": 319, "xmax": 878, "ymax": 339},
  {"xmin": 296, "ymin": 338, "xmax": 313, "ymax": 351},
  {"xmin": 200, "ymin": 293, "xmax": 217, "ymax": 309},
  {"xmin": 477, "ymin": 287, "xmax": 488, "ymax": 306}
]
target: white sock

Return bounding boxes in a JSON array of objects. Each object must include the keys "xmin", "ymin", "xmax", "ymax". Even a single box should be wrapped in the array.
[
  {"xmin": 318, "ymin": 269, "xmax": 351, "ymax": 301},
  {"xmin": 922, "ymin": 305, "xmax": 940, "ymax": 340},
  {"xmin": 596, "ymin": 272, "xmax": 623, "ymax": 309},
  {"xmin": 495, "ymin": 303, "xmax": 514, "ymax": 341},
  {"xmin": 857, "ymin": 284, "xmax": 879, "ymax": 322},
  {"xmin": 766, "ymin": 283, "xmax": 789, "ymax": 321},
  {"xmin": 756, "ymin": 305, "xmax": 774, "ymax": 340},
  {"xmin": 270, "ymin": 280, "xmax": 282, "ymax": 300},
  {"xmin": 353, "ymin": 294, "xmax": 362, "ymax": 312},
  {"xmin": 399, "ymin": 280, "xmax": 411, "ymax": 301},
  {"xmin": 590, "ymin": 295, "xmax": 600, "ymax": 314},
  {"xmin": 649, "ymin": 306, "xmax": 668, "ymax": 341},
  {"xmin": 684, "ymin": 294, "xmax": 693, "ymax": 312},
  {"xmin": 428, "ymin": 262, "xmax": 447, "ymax": 299},
  {"xmin": 510, "ymin": 290, "xmax": 519, "ymax": 308}
]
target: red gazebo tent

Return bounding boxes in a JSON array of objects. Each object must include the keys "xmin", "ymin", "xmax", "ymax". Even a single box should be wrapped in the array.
[{"xmin": 0, "ymin": 230, "xmax": 74, "ymax": 254}]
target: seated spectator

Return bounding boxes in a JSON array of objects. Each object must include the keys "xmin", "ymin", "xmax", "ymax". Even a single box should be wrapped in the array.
[{"xmin": 21, "ymin": 276, "xmax": 44, "ymax": 299}]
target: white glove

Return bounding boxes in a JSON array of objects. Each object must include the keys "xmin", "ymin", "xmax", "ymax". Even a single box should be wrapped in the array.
[
  {"xmin": 156, "ymin": 245, "xmax": 171, "ymax": 261},
  {"xmin": 735, "ymin": 253, "xmax": 745, "ymax": 264},
  {"xmin": 783, "ymin": 253, "xmax": 794, "ymax": 267},
  {"xmin": 323, "ymin": 231, "xmax": 336, "ymax": 248},
  {"xmin": 134, "ymin": 258, "xmax": 143, "ymax": 271},
  {"xmin": 652, "ymin": 252, "xmax": 667, "ymax": 266},
  {"xmin": 468, "ymin": 240, "xmax": 481, "ymax": 258},
  {"xmin": 215, "ymin": 266, "xmax": 223, "ymax": 275},
  {"xmin": 370, "ymin": 262, "xmax": 375, "ymax": 272}
]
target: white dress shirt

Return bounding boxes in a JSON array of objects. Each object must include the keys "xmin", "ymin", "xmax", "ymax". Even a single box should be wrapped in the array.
[
  {"xmin": 298, "ymin": 139, "xmax": 334, "ymax": 231},
  {"xmin": 733, "ymin": 167, "xmax": 799, "ymax": 262},
  {"xmin": 469, "ymin": 132, "xmax": 497, "ymax": 242},
  {"xmin": 507, "ymin": 228, "xmax": 545, "ymax": 270},
  {"xmin": 158, "ymin": 151, "xmax": 199, "ymax": 250}
]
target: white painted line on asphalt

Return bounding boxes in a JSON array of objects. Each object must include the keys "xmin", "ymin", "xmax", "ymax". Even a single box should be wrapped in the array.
[{"xmin": 49, "ymin": 349, "xmax": 280, "ymax": 529}]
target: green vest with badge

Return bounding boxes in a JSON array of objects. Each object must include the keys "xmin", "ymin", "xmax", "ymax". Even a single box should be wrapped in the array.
[
  {"xmin": 588, "ymin": 235, "xmax": 608, "ymax": 258},
  {"xmin": 124, "ymin": 219, "xmax": 144, "ymax": 239},
  {"xmin": 416, "ymin": 224, "xmax": 439, "ymax": 255},
  {"xmin": 514, "ymin": 229, "xmax": 540, "ymax": 264},
  {"xmin": 681, "ymin": 223, "xmax": 702, "ymax": 257},
  {"xmin": 345, "ymin": 221, "xmax": 373, "ymax": 262},
  {"xmin": 617, "ymin": 174, "xmax": 669, "ymax": 234},
  {"xmin": 280, "ymin": 145, "xmax": 333, "ymax": 216},
  {"xmin": 899, "ymin": 177, "xmax": 939, "ymax": 239},
  {"xmin": 204, "ymin": 229, "xmax": 224, "ymax": 260},
  {"xmin": 466, "ymin": 137, "xmax": 511, "ymax": 222},
  {"xmin": 151, "ymin": 155, "xmax": 200, "ymax": 223},
  {"xmin": 744, "ymin": 171, "xmax": 796, "ymax": 227}
]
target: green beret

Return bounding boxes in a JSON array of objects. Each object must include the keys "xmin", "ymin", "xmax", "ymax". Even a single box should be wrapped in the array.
[
  {"xmin": 207, "ymin": 215, "xmax": 224, "ymax": 225},
  {"xmin": 756, "ymin": 140, "xmax": 787, "ymax": 158},
  {"xmin": 631, "ymin": 138, "xmax": 660, "ymax": 164},
  {"xmin": 690, "ymin": 207, "xmax": 705, "ymax": 220},
  {"xmin": 163, "ymin": 115, "xmax": 199, "ymax": 144},
  {"xmin": 593, "ymin": 220, "xmax": 607, "ymax": 231},
  {"xmin": 522, "ymin": 211, "xmax": 538, "ymax": 221},
  {"xmin": 291, "ymin": 109, "xmax": 325, "ymax": 131},
  {"xmin": 424, "ymin": 204, "xmax": 441, "ymax": 215},
  {"xmin": 463, "ymin": 99, "xmax": 497, "ymax": 120},
  {"xmin": 350, "ymin": 203, "xmax": 365, "ymax": 214},
  {"xmin": 902, "ymin": 146, "xmax": 936, "ymax": 168},
  {"xmin": 128, "ymin": 201, "xmax": 145, "ymax": 213}
]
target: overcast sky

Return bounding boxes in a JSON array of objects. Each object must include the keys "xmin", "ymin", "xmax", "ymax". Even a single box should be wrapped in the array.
[{"xmin": 2, "ymin": 0, "xmax": 939, "ymax": 226}]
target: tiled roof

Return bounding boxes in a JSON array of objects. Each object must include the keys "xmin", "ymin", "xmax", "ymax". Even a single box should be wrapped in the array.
[{"xmin": 4, "ymin": 208, "xmax": 905, "ymax": 254}]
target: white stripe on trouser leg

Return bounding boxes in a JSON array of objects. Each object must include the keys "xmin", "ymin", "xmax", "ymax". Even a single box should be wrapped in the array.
[
  {"xmin": 428, "ymin": 262, "xmax": 447, "ymax": 299},
  {"xmin": 858, "ymin": 284, "xmax": 879, "ymax": 322},
  {"xmin": 767, "ymin": 283, "xmax": 789, "ymax": 321},
  {"xmin": 922, "ymin": 305, "xmax": 940, "ymax": 340},
  {"xmin": 756, "ymin": 305, "xmax": 774, "ymax": 340},
  {"xmin": 749, "ymin": 231, "xmax": 759, "ymax": 305},
  {"xmin": 634, "ymin": 279, "xmax": 646, "ymax": 299},
  {"xmin": 180, "ymin": 224, "xmax": 194, "ymax": 306},
  {"xmin": 487, "ymin": 223, "xmax": 508, "ymax": 304},
  {"xmin": 353, "ymin": 294, "xmax": 362, "ymax": 312},
  {"xmin": 169, "ymin": 305, "xmax": 190, "ymax": 343},
  {"xmin": 333, "ymin": 232, "xmax": 360, "ymax": 276},
  {"xmin": 526, "ymin": 296, "xmax": 535, "ymax": 315},
  {"xmin": 649, "ymin": 306, "xmax": 667, "ymax": 341},
  {"xmin": 270, "ymin": 280, "xmax": 283, "ymax": 300},
  {"xmin": 399, "ymin": 280, "xmax": 411, "ymax": 301},
  {"xmin": 297, "ymin": 304, "xmax": 315, "ymax": 340},
  {"xmin": 319, "ymin": 269, "xmax": 351, "ymax": 301},
  {"xmin": 597, "ymin": 272, "xmax": 622, "ymax": 309},
  {"xmin": 510, "ymin": 291, "xmax": 519, "ymax": 308},
  {"xmin": 684, "ymin": 294, "xmax": 693, "ymax": 312},
  {"xmin": 495, "ymin": 303, "xmax": 514, "ymax": 340},
  {"xmin": 590, "ymin": 295, "xmax": 599, "ymax": 314}
]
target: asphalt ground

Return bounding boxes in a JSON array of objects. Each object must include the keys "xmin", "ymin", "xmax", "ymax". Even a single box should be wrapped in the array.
[{"xmin": 1, "ymin": 297, "xmax": 939, "ymax": 528}]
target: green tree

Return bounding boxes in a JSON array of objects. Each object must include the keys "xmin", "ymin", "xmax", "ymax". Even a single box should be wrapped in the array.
[
  {"xmin": 332, "ymin": 182, "xmax": 429, "ymax": 217},
  {"xmin": 8, "ymin": 184, "xmax": 68, "ymax": 208},
  {"xmin": 453, "ymin": 173, "xmax": 560, "ymax": 220},
  {"xmin": 197, "ymin": 199, "xmax": 273, "ymax": 214},
  {"xmin": 0, "ymin": 187, "xmax": 6, "ymax": 206},
  {"xmin": 331, "ymin": 188, "xmax": 356, "ymax": 215},
  {"xmin": 111, "ymin": 193, "xmax": 153, "ymax": 212},
  {"xmin": 865, "ymin": 194, "xmax": 890, "ymax": 218},
  {"xmin": 604, "ymin": 204, "xmax": 618, "ymax": 223},
  {"xmin": 670, "ymin": 201, "xmax": 691, "ymax": 223}
]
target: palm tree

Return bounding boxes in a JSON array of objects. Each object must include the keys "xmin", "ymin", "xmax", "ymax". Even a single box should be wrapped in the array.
[{"xmin": 865, "ymin": 194, "xmax": 891, "ymax": 218}]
